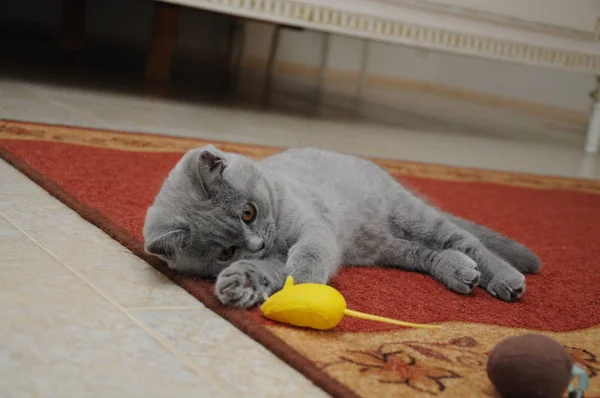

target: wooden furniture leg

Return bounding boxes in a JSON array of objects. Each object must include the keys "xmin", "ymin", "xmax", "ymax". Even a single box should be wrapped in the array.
[
  {"xmin": 315, "ymin": 32, "xmax": 331, "ymax": 105},
  {"xmin": 60, "ymin": 0, "xmax": 86, "ymax": 53},
  {"xmin": 261, "ymin": 24, "xmax": 282, "ymax": 107},
  {"xmin": 226, "ymin": 18, "xmax": 246, "ymax": 94},
  {"xmin": 146, "ymin": 2, "xmax": 181, "ymax": 82},
  {"xmin": 355, "ymin": 39, "xmax": 371, "ymax": 111}
]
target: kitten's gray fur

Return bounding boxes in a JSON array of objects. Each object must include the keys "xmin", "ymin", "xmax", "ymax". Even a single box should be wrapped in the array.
[{"xmin": 143, "ymin": 146, "xmax": 541, "ymax": 308}]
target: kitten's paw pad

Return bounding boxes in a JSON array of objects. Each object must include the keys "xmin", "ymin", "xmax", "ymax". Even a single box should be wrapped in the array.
[
  {"xmin": 434, "ymin": 250, "xmax": 480, "ymax": 295},
  {"xmin": 455, "ymin": 268, "xmax": 481, "ymax": 288},
  {"xmin": 446, "ymin": 267, "xmax": 481, "ymax": 294},
  {"xmin": 486, "ymin": 273, "xmax": 525, "ymax": 302},
  {"xmin": 215, "ymin": 263, "xmax": 271, "ymax": 308}
]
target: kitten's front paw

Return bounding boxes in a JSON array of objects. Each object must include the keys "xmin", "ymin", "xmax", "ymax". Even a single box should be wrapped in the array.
[
  {"xmin": 433, "ymin": 250, "xmax": 481, "ymax": 295},
  {"xmin": 486, "ymin": 270, "xmax": 525, "ymax": 302},
  {"xmin": 215, "ymin": 261, "xmax": 272, "ymax": 308}
]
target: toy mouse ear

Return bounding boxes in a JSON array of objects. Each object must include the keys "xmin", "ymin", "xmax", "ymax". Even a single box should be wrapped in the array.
[{"xmin": 284, "ymin": 276, "xmax": 295, "ymax": 289}]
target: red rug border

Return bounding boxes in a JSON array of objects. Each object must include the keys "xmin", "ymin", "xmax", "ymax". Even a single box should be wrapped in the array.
[
  {"xmin": 4, "ymin": 118, "xmax": 600, "ymax": 186},
  {"xmin": 0, "ymin": 133, "xmax": 360, "ymax": 398}
]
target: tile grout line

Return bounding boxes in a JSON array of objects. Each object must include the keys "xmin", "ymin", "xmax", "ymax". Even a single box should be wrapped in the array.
[
  {"xmin": 125, "ymin": 306, "xmax": 203, "ymax": 311},
  {"xmin": 0, "ymin": 210, "xmax": 232, "ymax": 398},
  {"xmin": 0, "ymin": 191, "xmax": 47, "ymax": 197},
  {"xmin": 20, "ymin": 84, "xmax": 109, "ymax": 127}
]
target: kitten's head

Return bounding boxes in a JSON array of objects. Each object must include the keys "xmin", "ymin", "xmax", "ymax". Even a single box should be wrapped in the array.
[{"xmin": 143, "ymin": 145, "xmax": 276, "ymax": 278}]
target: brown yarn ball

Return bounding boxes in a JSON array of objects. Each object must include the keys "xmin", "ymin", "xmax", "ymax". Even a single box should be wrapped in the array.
[{"xmin": 487, "ymin": 334, "xmax": 573, "ymax": 398}]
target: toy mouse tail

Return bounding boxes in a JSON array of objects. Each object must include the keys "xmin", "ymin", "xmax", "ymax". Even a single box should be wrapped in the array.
[{"xmin": 343, "ymin": 309, "xmax": 442, "ymax": 329}]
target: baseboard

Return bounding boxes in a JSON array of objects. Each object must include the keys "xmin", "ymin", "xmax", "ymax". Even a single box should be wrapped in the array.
[{"xmin": 241, "ymin": 57, "xmax": 588, "ymax": 127}]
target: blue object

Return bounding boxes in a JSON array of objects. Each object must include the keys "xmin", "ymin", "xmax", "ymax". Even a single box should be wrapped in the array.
[{"xmin": 568, "ymin": 365, "xmax": 589, "ymax": 398}]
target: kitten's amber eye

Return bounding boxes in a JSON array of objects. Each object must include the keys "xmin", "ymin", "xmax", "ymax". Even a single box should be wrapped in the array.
[
  {"xmin": 218, "ymin": 247, "xmax": 236, "ymax": 262},
  {"xmin": 241, "ymin": 203, "xmax": 257, "ymax": 223}
]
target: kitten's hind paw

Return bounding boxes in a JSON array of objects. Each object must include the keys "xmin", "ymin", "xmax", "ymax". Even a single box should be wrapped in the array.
[
  {"xmin": 486, "ymin": 271, "xmax": 525, "ymax": 302},
  {"xmin": 448, "ymin": 267, "xmax": 481, "ymax": 295},
  {"xmin": 432, "ymin": 250, "xmax": 481, "ymax": 295}
]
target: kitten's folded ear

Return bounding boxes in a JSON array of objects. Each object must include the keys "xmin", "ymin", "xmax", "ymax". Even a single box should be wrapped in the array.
[
  {"xmin": 197, "ymin": 145, "xmax": 228, "ymax": 175},
  {"xmin": 145, "ymin": 229, "xmax": 188, "ymax": 260},
  {"xmin": 195, "ymin": 145, "xmax": 228, "ymax": 196}
]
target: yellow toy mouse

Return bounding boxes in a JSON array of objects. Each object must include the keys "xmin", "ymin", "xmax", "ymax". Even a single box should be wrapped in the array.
[{"xmin": 260, "ymin": 276, "xmax": 441, "ymax": 330}]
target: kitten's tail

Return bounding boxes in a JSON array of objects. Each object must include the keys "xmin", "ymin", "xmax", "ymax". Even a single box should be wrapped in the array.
[{"xmin": 445, "ymin": 214, "xmax": 542, "ymax": 274}]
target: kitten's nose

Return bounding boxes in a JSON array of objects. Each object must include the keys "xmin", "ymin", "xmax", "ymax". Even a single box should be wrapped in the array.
[{"xmin": 246, "ymin": 236, "xmax": 265, "ymax": 252}]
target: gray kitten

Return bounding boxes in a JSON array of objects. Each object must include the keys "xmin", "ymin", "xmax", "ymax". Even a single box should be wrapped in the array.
[{"xmin": 143, "ymin": 145, "xmax": 541, "ymax": 308}]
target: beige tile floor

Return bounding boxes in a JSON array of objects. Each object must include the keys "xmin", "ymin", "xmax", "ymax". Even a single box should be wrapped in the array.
[{"xmin": 1, "ymin": 75, "xmax": 600, "ymax": 398}]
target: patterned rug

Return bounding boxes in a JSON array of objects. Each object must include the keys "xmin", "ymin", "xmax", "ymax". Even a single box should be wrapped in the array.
[{"xmin": 1, "ymin": 120, "xmax": 599, "ymax": 398}]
